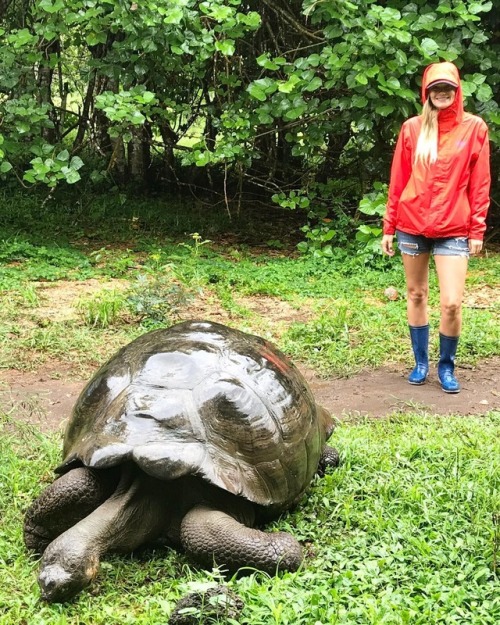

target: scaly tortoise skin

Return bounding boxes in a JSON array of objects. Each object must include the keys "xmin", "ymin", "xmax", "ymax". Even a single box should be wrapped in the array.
[{"xmin": 24, "ymin": 320, "xmax": 338, "ymax": 602}]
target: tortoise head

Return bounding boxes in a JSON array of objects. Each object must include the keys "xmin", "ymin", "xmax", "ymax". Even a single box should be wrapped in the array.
[{"xmin": 38, "ymin": 542, "xmax": 99, "ymax": 603}]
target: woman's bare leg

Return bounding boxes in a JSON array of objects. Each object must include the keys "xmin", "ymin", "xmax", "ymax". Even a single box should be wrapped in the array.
[
  {"xmin": 434, "ymin": 255, "xmax": 468, "ymax": 336},
  {"xmin": 401, "ymin": 253, "xmax": 431, "ymax": 325},
  {"xmin": 434, "ymin": 254, "xmax": 468, "ymax": 393}
]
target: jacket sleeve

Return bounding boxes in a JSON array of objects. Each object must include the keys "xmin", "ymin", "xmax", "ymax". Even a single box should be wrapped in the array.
[
  {"xmin": 383, "ymin": 123, "xmax": 413, "ymax": 235},
  {"xmin": 467, "ymin": 124, "xmax": 491, "ymax": 240}
]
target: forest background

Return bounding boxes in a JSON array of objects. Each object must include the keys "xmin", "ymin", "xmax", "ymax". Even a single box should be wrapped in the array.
[{"xmin": 0, "ymin": 0, "xmax": 498, "ymax": 251}]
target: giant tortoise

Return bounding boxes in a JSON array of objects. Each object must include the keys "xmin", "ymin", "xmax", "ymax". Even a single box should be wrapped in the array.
[{"xmin": 24, "ymin": 320, "xmax": 339, "ymax": 602}]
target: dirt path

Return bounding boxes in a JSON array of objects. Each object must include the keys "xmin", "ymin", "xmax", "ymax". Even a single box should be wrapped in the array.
[{"xmin": 1, "ymin": 358, "xmax": 498, "ymax": 435}]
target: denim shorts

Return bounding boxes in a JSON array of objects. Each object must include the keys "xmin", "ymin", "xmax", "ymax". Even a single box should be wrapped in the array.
[{"xmin": 396, "ymin": 230, "xmax": 469, "ymax": 257}]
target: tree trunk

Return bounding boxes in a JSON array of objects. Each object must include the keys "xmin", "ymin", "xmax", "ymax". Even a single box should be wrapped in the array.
[
  {"xmin": 158, "ymin": 122, "xmax": 178, "ymax": 188},
  {"xmin": 37, "ymin": 38, "xmax": 59, "ymax": 144},
  {"xmin": 128, "ymin": 123, "xmax": 151, "ymax": 187}
]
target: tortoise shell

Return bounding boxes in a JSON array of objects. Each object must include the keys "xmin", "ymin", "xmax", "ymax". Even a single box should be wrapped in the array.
[{"xmin": 59, "ymin": 320, "xmax": 331, "ymax": 510}]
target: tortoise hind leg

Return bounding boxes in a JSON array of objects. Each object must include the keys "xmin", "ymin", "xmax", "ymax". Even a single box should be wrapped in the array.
[
  {"xmin": 317, "ymin": 444, "xmax": 340, "ymax": 476},
  {"xmin": 24, "ymin": 466, "xmax": 119, "ymax": 555},
  {"xmin": 180, "ymin": 504, "xmax": 303, "ymax": 574}
]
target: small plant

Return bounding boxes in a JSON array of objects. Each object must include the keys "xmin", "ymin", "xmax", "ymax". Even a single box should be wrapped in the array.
[
  {"xmin": 272, "ymin": 182, "xmax": 355, "ymax": 258},
  {"xmin": 493, "ymin": 511, "xmax": 499, "ymax": 578},
  {"xmin": 89, "ymin": 247, "xmax": 137, "ymax": 278},
  {"xmin": 18, "ymin": 284, "xmax": 40, "ymax": 307},
  {"xmin": 170, "ymin": 581, "xmax": 243, "ymax": 624},
  {"xmin": 77, "ymin": 289, "xmax": 126, "ymax": 328},
  {"xmin": 126, "ymin": 268, "xmax": 193, "ymax": 328},
  {"xmin": 356, "ymin": 182, "xmax": 389, "ymax": 263},
  {"xmin": 178, "ymin": 232, "xmax": 212, "ymax": 258},
  {"xmin": 23, "ymin": 147, "xmax": 84, "ymax": 188}
]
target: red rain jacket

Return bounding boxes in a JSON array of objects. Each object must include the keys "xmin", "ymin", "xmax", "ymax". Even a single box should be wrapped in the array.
[{"xmin": 383, "ymin": 62, "xmax": 491, "ymax": 240}]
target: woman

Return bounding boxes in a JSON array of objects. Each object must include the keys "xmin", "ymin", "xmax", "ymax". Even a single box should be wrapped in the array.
[{"xmin": 381, "ymin": 61, "xmax": 491, "ymax": 393}]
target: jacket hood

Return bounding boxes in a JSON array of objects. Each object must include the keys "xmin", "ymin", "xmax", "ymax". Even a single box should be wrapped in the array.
[{"xmin": 421, "ymin": 62, "xmax": 464, "ymax": 124}]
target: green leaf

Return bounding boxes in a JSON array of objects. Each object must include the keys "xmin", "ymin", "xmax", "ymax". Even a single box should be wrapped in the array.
[
  {"xmin": 9, "ymin": 28, "xmax": 36, "ymax": 47},
  {"xmin": 352, "ymin": 96, "xmax": 368, "ymax": 108},
  {"xmin": 70, "ymin": 156, "xmax": 84, "ymax": 171},
  {"xmin": 375, "ymin": 105, "xmax": 395, "ymax": 116},
  {"xmin": 65, "ymin": 170, "xmax": 81, "ymax": 184},
  {"xmin": 164, "ymin": 8, "xmax": 183, "ymax": 24},
  {"xmin": 237, "ymin": 11, "xmax": 261, "ymax": 28},
  {"xmin": 15, "ymin": 122, "xmax": 31, "ymax": 134},
  {"xmin": 130, "ymin": 111, "xmax": 146, "ymax": 125},
  {"xmin": 420, "ymin": 38, "xmax": 440, "ymax": 55},
  {"xmin": 394, "ymin": 30, "xmax": 411, "ymax": 43},
  {"xmin": 469, "ymin": 2, "xmax": 492, "ymax": 14},
  {"xmin": 461, "ymin": 82, "xmax": 475, "ymax": 97},
  {"xmin": 476, "ymin": 83, "xmax": 493, "ymax": 102},
  {"xmin": 39, "ymin": 0, "xmax": 64, "ymax": 14},
  {"xmin": 0, "ymin": 161, "xmax": 13, "ymax": 173},
  {"xmin": 365, "ymin": 65, "xmax": 380, "ymax": 78},
  {"xmin": 472, "ymin": 32, "xmax": 488, "ymax": 44},
  {"xmin": 304, "ymin": 77, "xmax": 322, "ymax": 92},
  {"xmin": 141, "ymin": 91, "xmax": 156, "ymax": 104},
  {"xmin": 85, "ymin": 31, "xmax": 107, "ymax": 46},
  {"xmin": 23, "ymin": 171, "xmax": 36, "ymax": 183},
  {"xmin": 215, "ymin": 40, "xmax": 235, "ymax": 56},
  {"xmin": 194, "ymin": 150, "xmax": 212, "ymax": 166},
  {"xmin": 395, "ymin": 50, "xmax": 407, "ymax": 66},
  {"xmin": 385, "ymin": 77, "xmax": 401, "ymax": 91},
  {"xmin": 470, "ymin": 73, "xmax": 486, "ymax": 85},
  {"xmin": 284, "ymin": 105, "xmax": 307, "ymax": 120},
  {"xmin": 278, "ymin": 75, "xmax": 300, "ymax": 93},
  {"xmin": 56, "ymin": 150, "xmax": 69, "ymax": 162},
  {"xmin": 355, "ymin": 74, "xmax": 368, "ymax": 86},
  {"xmin": 258, "ymin": 112, "xmax": 273, "ymax": 124},
  {"xmin": 257, "ymin": 53, "xmax": 279, "ymax": 70},
  {"xmin": 247, "ymin": 84, "xmax": 267, "ymax": 102}
]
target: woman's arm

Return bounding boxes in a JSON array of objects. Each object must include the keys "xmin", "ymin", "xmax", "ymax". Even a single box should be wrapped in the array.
[
  {"xmin": 467, "ymin": 123, "xmax": 491, "ymax": 242},
  {"xmin": 383, "ymin": 123, "xmax": 413, "ymax": 236}
]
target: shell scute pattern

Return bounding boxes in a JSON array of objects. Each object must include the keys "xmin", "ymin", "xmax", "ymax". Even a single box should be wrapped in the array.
[{"xmin": 59, "ymin": 321, "xmax": 328, "ymax": 509}]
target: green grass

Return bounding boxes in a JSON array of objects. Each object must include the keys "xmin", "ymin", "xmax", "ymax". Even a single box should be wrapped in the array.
[
  {"xmin": 1, "ymin": 196, "xmax": 498, "ymax": 375},
  {"xmin": 1, "ymin": 246, "xmax": 497, "ymax": 375},
  {"xmin": 1, "ymin": 411, "xmax": 498, "ymax": 624}
]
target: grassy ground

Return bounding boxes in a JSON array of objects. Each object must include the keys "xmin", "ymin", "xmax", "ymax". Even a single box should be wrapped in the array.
[
  {"xmin": 0, "ymin": 192, "xmax": 499, "ymax": 623},
  {"xmin": 1, "ymin": 411, "xmax": 498, "ymax": 624},
  {"xmin": 0, "ymin": 191, "xmax": 498, "ymax": 377}
]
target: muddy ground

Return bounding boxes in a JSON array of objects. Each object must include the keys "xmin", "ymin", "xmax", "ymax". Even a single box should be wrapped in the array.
[
  {"xmin": 1, "ymin": 279, "xmax": 498, "ymax": 434},
  {"xmin": 1, "ymin": 357, "xmax": 498, "ymax": 435}
]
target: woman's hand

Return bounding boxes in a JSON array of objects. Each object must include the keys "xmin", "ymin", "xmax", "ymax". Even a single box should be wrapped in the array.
[
  {"xmin": 468, "ymin": 239, "xmax": 483, "ymax": 255},
  {"xmin": 381, "ymin": 234, "xmax": 395, "ymax": 256}
]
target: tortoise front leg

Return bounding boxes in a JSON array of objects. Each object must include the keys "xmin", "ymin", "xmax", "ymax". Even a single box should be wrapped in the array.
[
  {"xmin": 36, "ymin": 467, "xmax": 167, "ymax": 603},
  {"xmin": 180, "ymin": 505, "xmax": 303, "ymax": 574},
  {"xmin": 24, "ymin": 467, "xmax": 119, "ymax": 555}
]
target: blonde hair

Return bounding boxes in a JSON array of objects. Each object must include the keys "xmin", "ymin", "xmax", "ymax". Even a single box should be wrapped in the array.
[{"xmin": 414, "ymin": 98, "xmax": 438, "ymax": 165}]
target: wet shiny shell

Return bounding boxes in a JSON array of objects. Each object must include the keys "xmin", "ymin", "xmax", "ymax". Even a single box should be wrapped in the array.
[{"xmin": 59, "ymin": 320, "xmax": 329, "ymax": 509}]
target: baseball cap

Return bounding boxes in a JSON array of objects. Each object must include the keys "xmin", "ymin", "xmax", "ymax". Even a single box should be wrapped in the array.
[{"xmin": 426, "ymin": 79, "xmax": 458, "ymax": 90}]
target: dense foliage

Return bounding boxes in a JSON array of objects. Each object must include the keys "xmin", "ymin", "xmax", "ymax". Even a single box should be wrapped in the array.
[{"xmin": 0, "ymin": 1, "xmax": 498, "ymax": 244}]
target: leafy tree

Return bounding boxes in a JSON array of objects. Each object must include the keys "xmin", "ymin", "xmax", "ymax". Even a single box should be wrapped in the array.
[{"xmin": 0, "ymin": 1, "xmax": 497, "ymax": 244}]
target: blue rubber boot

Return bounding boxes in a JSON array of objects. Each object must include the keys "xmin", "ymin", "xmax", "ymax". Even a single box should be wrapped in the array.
[
  {"xmin": 408, "ymin": 324, "xmax": 429, "ymax": 385},
  {"xmin": 438, "ymin": 333, "xmax": 461, "ymax": 393}
]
